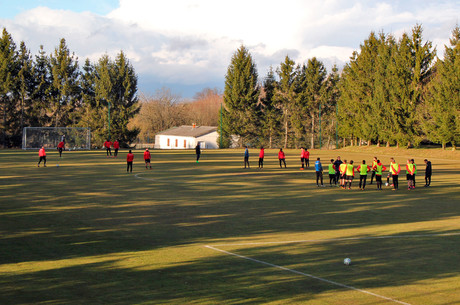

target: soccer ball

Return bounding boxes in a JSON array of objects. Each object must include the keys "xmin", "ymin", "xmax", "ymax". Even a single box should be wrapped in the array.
[
  {"xmin": 385, "ymin": 182, "xmax": 389, "ymax": 186},
  {"xmin": 344, "ymin": 258, "xmax": 351, "ymax": 265},
  {"xmin": 56, "ymin": 164, "xmax": 59, "ymax": 167}
]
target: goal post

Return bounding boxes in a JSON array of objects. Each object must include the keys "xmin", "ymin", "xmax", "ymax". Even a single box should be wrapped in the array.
[{"xmin": 22, "ymin": 127, "xmax": 91, "ymax": 150}]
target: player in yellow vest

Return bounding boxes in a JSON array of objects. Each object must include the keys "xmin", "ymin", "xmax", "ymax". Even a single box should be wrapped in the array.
[
  {"xmin": 374, "ymin": 160, "xmax": 387, "ymax": 190},
  {"xmin": 357, "ymin": 160, "xmax": 371, "ymax": 190},
  {"xmin": 411, "ymin": 159, "xmax": 417, "ymax": 187},
  {"xmin": 345, "ymin": 160, "xmax": 355, "ymax": 189},
  {"xmin": 339, "ymin": 160, "xmax": 348, "ymax": 189},
  {"xmin": 328, "ymin": 159, "xmax": 336, "ymax": 186},
  {"xmin": 406, "ymin": 159, "xmax": 415, "ymax": 190},
  {"xmin": 389, "ymin": 158, "xmax": 401, "ymax": 190},
  {"xmin": 369, "ymin": 157, "xmax": 377, "ymax": 184}
]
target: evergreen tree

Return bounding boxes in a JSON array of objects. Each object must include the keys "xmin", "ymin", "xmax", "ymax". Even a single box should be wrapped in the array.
[
  {"xmin": 111, "ymin": 51, "xmax": 140, "ymax": 144},
  {"xmin": 15, "ymin": 41, "xmax": 34, "ymax": 145},
  {"xmin": 30, "ymin": 45, "xmax": 52, "ymax": 127},
  {"xmin": 426, "ymin": 25, "xmax": 460, "ymax": 149},
  {"xmin": 388, "ymin": 25, "xmax": 435, "ymax": 147},
  {"xmin": 260, "ymin": 67, "xmax": 281, "ymax": 148},
  {"xmin": 0, "ymin": 28, "xmax": 18, "ymax": 147},
  {"xmin": 222, "ymin": 45, "xmax": 260, "ymax": 147},
  {"xmin": 300, "ymin": 57, "xmax": 327, "ymax": 148},
  {"xmin": 321, "ymin": 65, "xmax": 341, "ymax": 148},
  {"xmin": 274, "ymin": 55, "xmax": 296, "ymax": 148},
  {"xmin": 48, "ymin": 38, "xmax": 81, "ymax": 127}
]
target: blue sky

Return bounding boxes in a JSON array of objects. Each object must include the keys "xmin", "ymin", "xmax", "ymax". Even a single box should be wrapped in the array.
[{"xmin": 0, "ymin": 0, "xmax": 459, "ymax": 98}]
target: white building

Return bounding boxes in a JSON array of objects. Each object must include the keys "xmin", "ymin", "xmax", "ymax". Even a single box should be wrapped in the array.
[{"xmin": 154, "ymin": 125, "xmax": 219, "ymax": 149}]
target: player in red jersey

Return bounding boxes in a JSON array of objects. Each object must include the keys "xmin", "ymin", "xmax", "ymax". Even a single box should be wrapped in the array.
[
  {"xmin": 57, "ymin": 141, "xmax": 65, "ymax": 157},
  {"xmin": 113, "ymin": 140, "xmax": 120, "ymax": 157},
  {"xmin": 278, "ymin": 148, "xmax": 287, "ymax": 168},
  {"xmin": 38, "ymin": 146, "xmax": 47, "ymax": 167},
  {"xmin": 144, "ymin": 148, "xmax": 152, "ymax": 169},
  {"xmin": 127, "ymin": 150, "xmax": 134, "ymax": 173},
  {"xmin": 103, "ymin": 140, "xmax": 112, "ymax": 157}
]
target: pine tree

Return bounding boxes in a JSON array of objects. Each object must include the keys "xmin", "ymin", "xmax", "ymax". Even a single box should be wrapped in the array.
[
  {"xmin": 260, "ymin": 67, "xmax": 281, "ymax": 148},
  {"xmin": 15, "ymin": 41, "xmax": 34, "ymax": 145},
  {"xmin": 300, "ymin": 57, "xmax": 327, "ymax": 148},
  {"xmin": 0, "ymin": 28, "xmax": 18, "ymax": 147},
  {"xmin": 427, "ymin": 25, "xmax": 460, "ymax": 149},
  {"xmin": 48, "ymin": 38, "xmax": 81, "ymax": 127},
  {"xmin": 30, "ymin": 45, "xmax": 52, "ymax": 127},
  {"xmin": 222, "ymin": 45, "xmax": 260, "ymax": 147},
  {"xmin": 274, "ymin": 55, "xmax": 296, "ymax": 148},
  {"xmin": 111, "ymin": 51, "xmax": 140, "ymax": 144}
]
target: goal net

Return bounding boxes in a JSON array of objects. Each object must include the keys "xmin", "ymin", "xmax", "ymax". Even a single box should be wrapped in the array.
[{"xmin": 22, "ymin": 127, "xmax": 91, "ymax": 150}]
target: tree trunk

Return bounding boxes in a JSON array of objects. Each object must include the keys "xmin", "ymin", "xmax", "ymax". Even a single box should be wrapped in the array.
[
  {"xmin": 386, "ymin": 141, "xmax": 390, "ymax": 148},
  {"xmin": 350, "ymin": 137, "xmax": 354, "ymax": 146},
  {"xmin": 284, "ymin": 113, "xmax": 288, "ymax": 149},
  {"xmin": 269, "ymin": 131, "xmax": 272, "ymax": 149},
  {"xmin": 377, "ymin": 140, "xmax": 380, "ymax": 147},
  {"xmin": 442, "ymin": 142, "xmax": 445, "ymax": 150},
  {"xmin": 311, "ymin": 114, "xmax": 315, "ymax": 149},
  {"xmin": 452, "ymin": 142, "xmax": 456, "ymax": 151},
  {"xmin": 327, "ymin": 136, "xmax": 331, "ymax": 149}
]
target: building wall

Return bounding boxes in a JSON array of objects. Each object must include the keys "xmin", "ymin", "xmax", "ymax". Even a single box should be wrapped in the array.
[
  {"xmin": 154, "ymin": 131, "xmax": 218, "ymax": 149},
  {"xmin": 197, "ymin": 131, "xmax": 218, "ymax": 149}
]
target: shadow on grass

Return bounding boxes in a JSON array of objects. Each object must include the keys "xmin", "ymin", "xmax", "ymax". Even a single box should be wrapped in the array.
[{"xmin": 1, "ymin": 150, "xmax": 460, "ymax": 303}]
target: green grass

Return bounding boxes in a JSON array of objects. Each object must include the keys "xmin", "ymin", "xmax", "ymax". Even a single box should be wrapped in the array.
[{"xmin": 1, "ymin": 147, "xmax": 460, "ymax": 304}]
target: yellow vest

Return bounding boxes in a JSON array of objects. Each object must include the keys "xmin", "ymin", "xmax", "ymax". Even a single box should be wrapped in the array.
[
  {"xmin": 346, "ymin": 164, "xmax": 354, "ymax": 176},
  {"xmin": 328, "ymin": 164, "xmax": 335, "ymax": 174}
]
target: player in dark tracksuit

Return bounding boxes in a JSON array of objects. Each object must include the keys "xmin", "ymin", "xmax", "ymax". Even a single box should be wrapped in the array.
[
  {"xmin": 424, "ymin": 159, "xmax": 432, "ymax": 187},
  {"xmin": 333, "ymin": 157, "xmax": 343, "ymax": 187}
]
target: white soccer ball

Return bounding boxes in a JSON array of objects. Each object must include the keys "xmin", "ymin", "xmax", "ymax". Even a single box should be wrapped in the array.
[
  {"xmin": 385, "ymin": 182, "xmax": 389, "ymax": 186},
  {"xmin": 344, "ymin": 258, "xmax": 351, "ymax": 265},
  {"xmin": 56, "ymin": 164, "xmax": 59, "ymax": 167}
]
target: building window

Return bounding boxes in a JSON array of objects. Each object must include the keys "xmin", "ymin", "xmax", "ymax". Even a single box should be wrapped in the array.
[
  {"xmin": 167, "ymin": 138, "xmax": 170, "ymax": 146},
  {"xmin": 184, "ymin": 140, "xmax": 187, "ymax": 148},
  {"xmin": 175, "ymin": 139, "xmax": 178, "ymax": 147}
]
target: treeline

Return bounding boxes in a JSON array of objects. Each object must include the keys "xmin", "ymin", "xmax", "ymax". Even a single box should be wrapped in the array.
[
  {"xmin": 0, "ymin": 28, "xmax": 139, "ymax": 148},
  {"xmin": 220, "ymin": 24, "xmax": 460, "ymax": 149},
  {"xmin": 129, "ymin": 87, "xmax": 222, "ymax": 143}
]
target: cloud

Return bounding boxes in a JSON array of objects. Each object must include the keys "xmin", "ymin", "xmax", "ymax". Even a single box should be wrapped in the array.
[{"xmin": 0, "ymin": 1, "xmax": 459, "ymax": 97}]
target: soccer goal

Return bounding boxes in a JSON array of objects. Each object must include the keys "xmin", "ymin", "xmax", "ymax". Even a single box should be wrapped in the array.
[{"xmin": 22, "ymin": 127, "xmax": 91, "ymax": 150}]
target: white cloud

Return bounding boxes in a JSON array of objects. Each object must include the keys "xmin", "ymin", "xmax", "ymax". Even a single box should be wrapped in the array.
[{"xmin": 0, "ymin": 0, "xmax": 459, "ymax": 96}]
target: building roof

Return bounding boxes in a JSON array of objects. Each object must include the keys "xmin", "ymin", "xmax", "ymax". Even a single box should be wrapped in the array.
[{"xmin": 156, "ymin": 125, "xmax": 217, "ymax": 138}]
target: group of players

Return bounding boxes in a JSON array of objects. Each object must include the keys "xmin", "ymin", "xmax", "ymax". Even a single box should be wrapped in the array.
[
  {"xmin": 38, "ymin": 140, "xmax": 434, "ymax": 190},
  {"xmin": 245, "ymin": 147, "xmax": 433, "ymax": 191},
  {"xmin": 314, "ymin": 156, "xmax": 432, "ymax": 191}
]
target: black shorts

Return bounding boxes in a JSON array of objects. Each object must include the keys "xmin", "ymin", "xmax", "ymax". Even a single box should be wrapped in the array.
[
  {"xmin": 376, "ymin": 175, "xmax": 382, "ymax": 182},
  {"xmin": 406, "ymin": 174, "xmax": 414, "ymax": 181},
  {"xmin": 346, "ymin": 175, "xmax": 354, "ymax": 181},
  {"xmin": 145, "ymin": 159, "xmax": 150, "ymax": 163}
]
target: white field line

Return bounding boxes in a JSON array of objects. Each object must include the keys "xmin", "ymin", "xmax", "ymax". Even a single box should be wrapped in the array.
[
  {"xmin": 134, "ymin": 173, "xmax": 157, "ymax": 181},
  {"xmin": 205, "ymin": 245, "xmax": 411, "ymax": 305},
  {"xmin": 207, "ymin": 232, "xmax": 460, "ymax": 247}
]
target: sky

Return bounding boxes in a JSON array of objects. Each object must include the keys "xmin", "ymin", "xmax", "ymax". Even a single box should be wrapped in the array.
[{"xmin": 0, "ymin": 0, "xmax": 459, "ymax": 98}]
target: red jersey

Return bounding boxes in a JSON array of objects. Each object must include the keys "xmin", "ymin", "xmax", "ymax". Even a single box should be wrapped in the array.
[
  {"xmin": 113, "ymin": 141, "xmax": 119, "ymax": 149},
  {"xmin": 259, "ymin": 149, "xmax": 264, "ymax": 158},
  {"xmin": 144, "ymin": 150, "xmax": 151, "ymax": 160},
  {"xmin": 305, "ymin": 150, "xmax": 310, "ymax": 159},
  {"xmin": 278, "ymin": 151, "xmax": 285, "ymax": 159},
  {"xmin": 39, "ymin": 148, "xmax": 46, "ymax": 157},
  {"xmin": 104, "ymin": 141, "xmax": 112, "ymax": 148},
  {"xmin": 127, "ymin": 153, "xmax": 134, "ymax": 162},
  {"xmin": 57, "ymin": 141, "xmax": 64, "ymax": 148}
]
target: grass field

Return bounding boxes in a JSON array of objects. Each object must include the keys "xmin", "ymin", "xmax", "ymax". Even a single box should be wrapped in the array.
[{"xmin": 1, "ymin": 147, "xmax": 460, "ymax": 304}]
